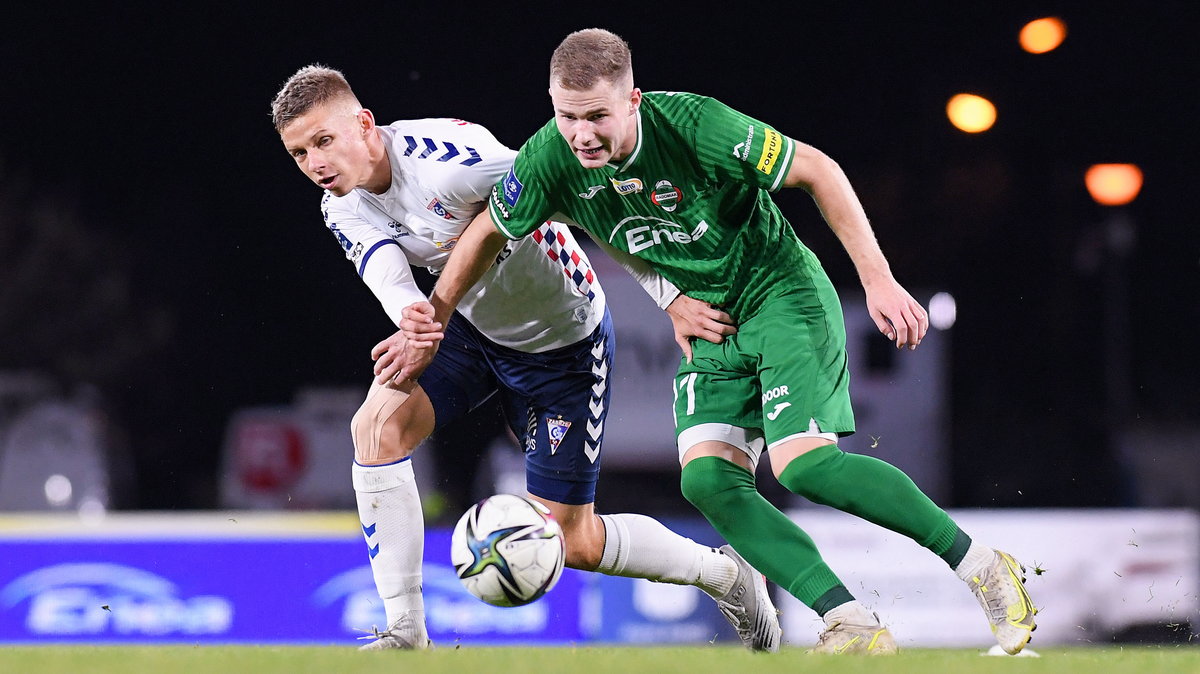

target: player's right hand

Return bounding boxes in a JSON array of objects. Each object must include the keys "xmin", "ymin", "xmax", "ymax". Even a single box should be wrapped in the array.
[
  {"xmin": 400, "ymin": 301, "xmax": 444, "ymax": 347},
  {"xmin": 665, "ymin": 294, "xmax": 737, "ymax": 362}
]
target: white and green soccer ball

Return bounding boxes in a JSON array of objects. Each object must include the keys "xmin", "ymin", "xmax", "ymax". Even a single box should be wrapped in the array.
[{"xmin": 450, "ymin": 494, "xmax": 565, "ymax": 607}]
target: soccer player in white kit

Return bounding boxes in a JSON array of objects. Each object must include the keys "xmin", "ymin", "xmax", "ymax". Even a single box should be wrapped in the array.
[{"xmin": 271, "ymin": 65, "xmax": 782, "ymax": 650}]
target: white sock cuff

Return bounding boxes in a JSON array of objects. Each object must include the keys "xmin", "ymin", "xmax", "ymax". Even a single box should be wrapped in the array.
[
  {"xmin": 598, "ymin": 514, "xmax": 628, "ymax": 573},
  {"xmin": 352, "ymin": 459, "xmax": 415, "ymax": 493},
  {"xmin": 956, "ymin": 541, "xmax": 996, "ymax": 581}
]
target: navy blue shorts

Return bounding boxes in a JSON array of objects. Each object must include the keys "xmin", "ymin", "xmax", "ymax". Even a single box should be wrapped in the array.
[{"xmin": 417, "ymin": 309, "xmax": 614, "ymax": 505}]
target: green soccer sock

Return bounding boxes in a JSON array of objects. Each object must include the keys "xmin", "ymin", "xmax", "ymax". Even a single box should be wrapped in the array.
[
  {"xmin": 680, "ymin": 456, "xmax": 853, "ymax": 612},
  {"xmin": 777, "ymin": 445, "xmax": 971, "ymax": 567}
]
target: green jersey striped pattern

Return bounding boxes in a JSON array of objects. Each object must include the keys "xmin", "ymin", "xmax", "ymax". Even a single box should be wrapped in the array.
[{"xmin": 488, "ymin": 91, "xmax": 823, "ymax": 322}]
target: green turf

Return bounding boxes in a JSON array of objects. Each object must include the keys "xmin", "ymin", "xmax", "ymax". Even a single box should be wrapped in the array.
[{"xmin": 1, "ymin": 645, "xmax": 1198, "ymax": 674}]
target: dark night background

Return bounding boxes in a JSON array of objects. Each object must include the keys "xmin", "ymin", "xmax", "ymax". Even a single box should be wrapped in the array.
[{"xmin": 1, "ymin": 2, "xmax": 1196, "ymax": 511}]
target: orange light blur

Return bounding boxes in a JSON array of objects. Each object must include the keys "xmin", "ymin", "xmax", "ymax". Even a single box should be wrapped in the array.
[
  {"xmin": 1085, "ymin": 164, "xmax": 1143, "ymax": 206},
  {"xmin": 946, "ymin": 94, "xmax": 997, "ymax": 133},
  {"xmin": 1020, "ymin": 17, "xmax": 1067, "ymax": 54}
]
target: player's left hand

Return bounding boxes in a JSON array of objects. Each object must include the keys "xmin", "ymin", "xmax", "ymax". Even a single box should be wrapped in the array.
[
  {"xmin": 666, "ymin": 294, "xmax": 737, "ymax": 362},
  {"xmin": 400, "ymin": 301, "xmax": 444, "ymax": 346},
  {"xmin": 864, "ymin": 277, "xmax": 928, "ymax": 350},
  {"xmin": 371, "ymin": 328, "xmax": 437, "ymax": 385}
]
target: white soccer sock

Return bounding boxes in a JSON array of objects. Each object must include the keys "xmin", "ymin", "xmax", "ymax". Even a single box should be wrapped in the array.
[
  {"xmin": 596, "ymin": 513, "xmax": 738, "ymax": 598},
  {"xmin": 824, "ymin": 600, "xmax": 881, "ymax": 627},
  {"xmin": 352, "ymin": 459, "xmax": 426, "ymax": 636},
  {"xmin": 955, "ymin": 540, "xmax": 996, "ymax": 582}
]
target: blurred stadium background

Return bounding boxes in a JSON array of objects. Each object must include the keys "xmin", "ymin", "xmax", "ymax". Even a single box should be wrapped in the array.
[{"xmin": 1, "ymin": 3, "xmax": 1196, "ymax": 649}]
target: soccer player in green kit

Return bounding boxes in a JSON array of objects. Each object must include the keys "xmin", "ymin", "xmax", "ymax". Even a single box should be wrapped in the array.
[{"xmin": 391, "ymin": 28, "xmax": 1038, "ymax": 654}]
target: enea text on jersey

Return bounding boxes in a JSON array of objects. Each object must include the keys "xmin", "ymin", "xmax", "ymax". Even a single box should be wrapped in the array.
[{"xmin": 607, "ymin": 215, "xmax": 710, "ymax": 255}]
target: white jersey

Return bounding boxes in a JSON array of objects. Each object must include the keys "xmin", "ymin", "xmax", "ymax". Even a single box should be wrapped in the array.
[{"xmin": 321, "ymin": 119, "xmax": 606, "ymax": 352}]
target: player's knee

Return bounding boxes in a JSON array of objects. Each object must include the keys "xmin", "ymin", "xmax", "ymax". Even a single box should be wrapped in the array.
[
  {"xmin": 350, "ymin": 401, "xmax": 416, "ymax": 464},
  {"xmin": 680, "ymin": 462, "xmax": 733, "ymax": 510}
]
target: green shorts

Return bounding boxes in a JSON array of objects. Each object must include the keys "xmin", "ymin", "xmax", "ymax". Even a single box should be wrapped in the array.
[{"xmin": 673, "ymin": 276, "xmax": 855, "ymax": 454}]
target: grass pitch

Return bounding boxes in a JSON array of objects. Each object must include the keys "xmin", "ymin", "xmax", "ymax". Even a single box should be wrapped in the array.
[{"xmin": 2, "ymin": 645, "xmax": 1198, "ymax": 674}]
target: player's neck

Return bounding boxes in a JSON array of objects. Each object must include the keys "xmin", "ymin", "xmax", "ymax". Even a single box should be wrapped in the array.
[{"xmin": 363, "ymin": 136, "xmax": 393, "ymax": 194}]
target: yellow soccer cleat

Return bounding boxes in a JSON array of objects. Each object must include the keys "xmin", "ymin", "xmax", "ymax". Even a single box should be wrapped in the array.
[
  {"xmin": 810, "ymin": 612, "xmax": 898, "ymax": 655},
  {"xmin": 968, "ymin": 550, "xmax": 1038, "ymax": 654}
]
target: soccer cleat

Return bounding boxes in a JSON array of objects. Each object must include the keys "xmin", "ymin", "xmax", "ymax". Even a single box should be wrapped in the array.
[
  {"xmin": 714, "ymin": 545, "xmax": 782, "ymax": 652},
  {"xmin": 357, "ymin": 612, "xmax": 433, "ymax": 651},
  {"xmin": 810, "ymin": 613, "xmax": 898, "ymax": 655},
  {"xmin": 968, "ymin": 550, "xmax": 1037, "ymax": 655}
]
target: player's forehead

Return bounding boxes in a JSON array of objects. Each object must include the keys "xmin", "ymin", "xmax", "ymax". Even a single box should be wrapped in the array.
[
  {"xmin": 280, "ymin": 99, "xmax": 357, "ymax": 146},
  {"xmin": 550, "ymin": 79, "xmax": 626, "ymax": 115}
]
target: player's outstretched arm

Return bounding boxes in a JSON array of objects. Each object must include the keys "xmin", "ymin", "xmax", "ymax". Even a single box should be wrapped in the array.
[
  {"xmin": 394, "ymin": 209, "xmax": 508, "ymax": 381},
  {"xmin": 784, "ymin": 141, "xmax": 928, "ymax": 349}
]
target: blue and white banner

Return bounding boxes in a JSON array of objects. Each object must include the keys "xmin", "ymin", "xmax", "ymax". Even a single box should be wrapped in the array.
[{"xmin": 0, "ymin": 513, "xmax": 729, "ymax": 645}]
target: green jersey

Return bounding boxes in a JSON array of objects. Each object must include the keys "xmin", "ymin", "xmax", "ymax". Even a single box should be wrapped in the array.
[{"xmin": 488, "ymin": 91, "xmax": 824, "ymax": 321}]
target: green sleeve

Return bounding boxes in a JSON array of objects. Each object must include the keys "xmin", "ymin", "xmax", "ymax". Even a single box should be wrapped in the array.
[
  {"xmin": 487, "ymin": 140, "xmax": 557, "ymax": 240},
  {"xmin": 694, "ymin": 97, "xmax": 796, "ymax": 193}
]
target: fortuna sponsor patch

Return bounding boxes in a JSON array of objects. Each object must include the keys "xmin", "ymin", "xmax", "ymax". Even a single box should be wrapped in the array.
[
  {"xmin": 756, "ymin": 128, "xmax": 783, "ymax": 175},
  {"xmin": 502, "ymin": 167, "xmax": 524, "ymax": 206},
  {"xmin": 546, "ymin": 418, "xmax": 572, "ymax": 455}
]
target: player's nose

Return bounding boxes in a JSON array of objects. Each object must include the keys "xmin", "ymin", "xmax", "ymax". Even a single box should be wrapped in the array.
[
  {"xmin": 575, "ymin": 121, "xmax": 597, "ymax": 143},
  {"xmin": 306, "ymin": 150, "xmax": 326, "ymax": 173}
]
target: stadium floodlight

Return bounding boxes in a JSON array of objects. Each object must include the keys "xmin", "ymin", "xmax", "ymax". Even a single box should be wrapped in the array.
[
  {"xmin": 946, "ymin": 94, "xmax": 997, "ymax": 133},
  {"xmin": 1085, "ymin": 164, "xmax": 1143, "ymax": 206},
  {"xmin": 1020, "ymin": 17, "xmax": 1067, "ymax": 54}
]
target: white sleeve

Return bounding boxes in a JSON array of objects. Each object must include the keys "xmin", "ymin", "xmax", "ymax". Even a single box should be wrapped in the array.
[
  {"xmin": 322, "ymin": 196, "xmax": 426, "ymax": 326},
  {"xmin": 585, "ymin": 230, "xmax": 682, "ymax": 310},
  {"xmin": 359, "ymin": 244, "xmax": 428, "ymax": 326}
]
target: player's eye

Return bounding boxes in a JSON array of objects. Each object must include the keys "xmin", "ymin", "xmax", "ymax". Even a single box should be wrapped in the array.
[
  {"xmin": 318, "ymin": 136, "xmax": 332, "ymax": 147},
  {"xmin": 292, "ymin": 149, "xmax": 307, "ymax": 160}
]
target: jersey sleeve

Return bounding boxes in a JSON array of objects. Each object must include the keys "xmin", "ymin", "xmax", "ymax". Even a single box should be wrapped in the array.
[
  {"xmin": 486, "ymin": 139, "xmax": 558, "ymax": 240},
  {"xmin": 695, "ymin": 97, "xmax": 796, "ymax": 193},
  {"xmin": 321, "ymin": 194, "xmax": 426, "ymax": 325}
]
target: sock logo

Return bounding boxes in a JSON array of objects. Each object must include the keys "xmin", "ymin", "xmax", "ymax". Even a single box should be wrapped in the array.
[
  {"xmin": 766, "ymin": 402, "xmax": 791, "ymax": 421},
  {"xmin": 362, "ymin": 522, "xmax": 381, "ymax": 559}
]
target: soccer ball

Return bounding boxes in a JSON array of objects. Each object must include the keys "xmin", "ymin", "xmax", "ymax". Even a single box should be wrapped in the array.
[{"xmin": 450, "ymin": 494, "xmax": 566, "ymax": 607}]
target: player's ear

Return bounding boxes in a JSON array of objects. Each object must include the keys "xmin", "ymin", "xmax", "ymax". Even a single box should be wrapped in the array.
[
  {"xmin": 628, "ymin": 88, "xmax": 642, "ymax": 115},
  {"xmin": 357, "ymin": 108, "xmax": 376, "ymax": 135}
]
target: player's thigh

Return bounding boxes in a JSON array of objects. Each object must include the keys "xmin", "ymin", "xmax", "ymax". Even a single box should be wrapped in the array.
[
  {"xmin": 750, "ymin": 287, "xmax": 855, "ymax": 448},
  {"xmin": 418, "ymin": 312, "xmax": 503, "ymax": 432},
  {"xmin": 680, "ymin": 439, "xmax": 756, "ymax": 471},
  {"xmin": 673, "ymin": 351, "xmax": 763, "ymax": 468},
  {"xmin": 493, "ymin": 312, "xmax": 614, "ymax": 509}
]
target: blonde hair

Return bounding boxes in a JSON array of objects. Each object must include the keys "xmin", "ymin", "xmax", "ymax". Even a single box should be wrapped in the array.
[
  {"xmin": 270, "ymin": 64, "xmax": 358, "ymax": 133},
  {"xmin": 550, "ymin": 28, "xmax": 632, "ymax": 90}
]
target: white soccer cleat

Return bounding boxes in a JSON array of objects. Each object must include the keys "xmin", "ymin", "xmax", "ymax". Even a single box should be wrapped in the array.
[
  {"xmin": 715, "ymin": 544, "xmax": 782, "ymax": 652},
  {"xmin": 810, "ymin": 611, "xmax": 898, "ymax": 655},
  {"xmin": 357, "ymin": 612, "xmax": 433, "ymax": 651},
  {"xmin": 968, "ymin": 550, "xmax": 1037, "ymax": 655}
]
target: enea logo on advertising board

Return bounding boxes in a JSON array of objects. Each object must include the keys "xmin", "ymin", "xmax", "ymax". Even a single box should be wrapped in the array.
[
  {"xmin": 311, "ymin": 561, "xmax": 571, "ymax": 641},
  {"xmin": 1, "ymin": 563, "xmax": 233, "ymax": 637}
]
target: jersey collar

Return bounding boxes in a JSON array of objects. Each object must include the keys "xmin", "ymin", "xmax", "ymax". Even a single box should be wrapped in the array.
[{"xmin": 609, "ymin": 108, "xmax": 643, "ymax": 174}]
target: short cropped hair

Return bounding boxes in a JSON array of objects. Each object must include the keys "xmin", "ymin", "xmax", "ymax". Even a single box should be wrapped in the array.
[
  {"xmin": 270, "ymin": 64, "xmax": 358, "ymax": 133},
  {"xmin": 550, "ymin": 28, "xmax": 633, "ymax": 90}
]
